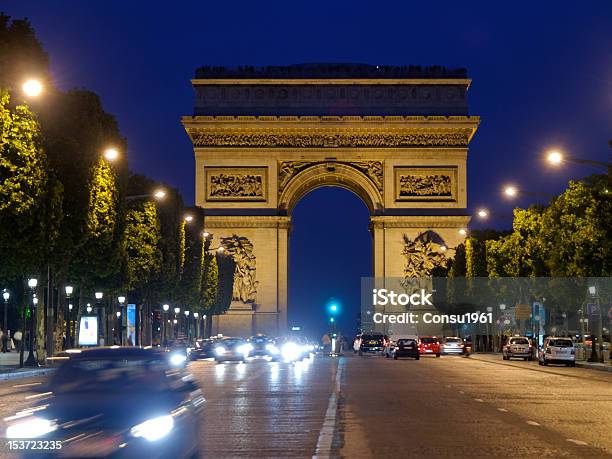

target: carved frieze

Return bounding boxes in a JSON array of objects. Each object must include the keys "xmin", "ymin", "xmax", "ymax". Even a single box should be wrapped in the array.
[
  {"xmin": 278, "ymin": 160, "xmax": 384, "ymax": 193},
  {"xmin": 190, "ymin": 131, "xmax": 471, "ymax": 148},
  {"xmin": 401, "ymin": 232, "xmax": 448, "ymax": 279},
  {"xmin": 220, "ymin": 235, "xmax": 258, "ymax": 304},
  {"xmin": 205, "ymin": 167, "xmax": 267, "ymax": 202},
  {"xmin": 394, "ymin": 167, "xmax": 457, "ymax": 202}
]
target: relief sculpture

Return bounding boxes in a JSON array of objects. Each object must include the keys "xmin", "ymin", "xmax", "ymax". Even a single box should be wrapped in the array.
[
  {"xmin": 209, "ymin": 174, "xmax": 263, "ymax": 198},
  {"xmin": 399, "ymin": 174, "xmax": 452, "ymax": 197},
  {"xmin": 401, "ymin": 232, "xmax": 448, "ymax": 280},
  {"xmin": 220, "ymin": 235, "xmax": 258, "ymax": 304}
]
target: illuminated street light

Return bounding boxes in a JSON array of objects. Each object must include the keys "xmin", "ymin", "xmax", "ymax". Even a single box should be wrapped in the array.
[
  {"xmin": 193, "ymin": 312, "xmax": 199, "ymax": 318},
  {"xmin": 476, "ymin": 209, "xmax": 489, "ymax": 219},
  {"xmin": 202, "ymin": 232, "xmax": 210, "ymax": 239},
  {"xmin": 86, "ymin": 304, "xmax": 93, "ymax": 314},
  {"xmin": 22, "ymin": 79, "xmax": 43, "ymax": 97},
  {"xmin": 116, "ymin": 311, "xmax": 121, "ymax": 318},
  {"xmin": 118, "ymin": 296, "xmax": 126, "ymax": 304},
  {"xmin": 184, "ymin": 215, "xmax": 193, "ymax": 223},
  {"xmin": 458, "ymin": 228, "xmax": 468, "ymax": 236},
  {"xmin": 504, "ymin": 186, "xmax": 518, "ymax": 198},
  {"xmin": 103, "ymin": 148, "xmax": 119, "ymax": 161},
  {"xmin": 153, "ymin": 189, "xmax": 166, "ymax": 200},
  {"xmin": 546, "ymin": 150, "xmax": 563, "ymax": 166},
  {"xmin": 95, "ymin": 292, "xmax": 103, "ymax": 300},
  {"xmin": 184, "ymin": 310, "xmax": 190, "ymax": 317},
  {"xmin": 163, "ymin": 304, "xmax": 170, "ymax": 312},
  {"xmin": 28, "ymin": 278, "xmax": 38, "ymax": 289},
  {"xmin": 65, "ymin": 285, "xmax": 73, "ymax": 296},
  {"xmin": 174, "ymin": 307, "xmax": 180, "ymax": 314},
  {"xmin": 2, "ymin": 289, "xmax": 9, "ymax": 333}
]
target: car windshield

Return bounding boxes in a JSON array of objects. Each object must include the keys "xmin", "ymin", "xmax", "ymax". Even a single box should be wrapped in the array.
[
  {"xmin": 549, "ymin": 339, "xmax": 573, "ymax": 347},
  {"xmin": 397, "ymin": 339, "xmax": 415, "ymax": 345},
  {"xmin": 445, "ymin": 338, "xmax": 462, "ymax": 343},
  {"xmin": 220, "ymin": 339, "xmax": 243, "ymax": 346},
  {"xmin": 421, "ymin": 338, "xmax": 438, "ymax": 344},
  {"xmin": 50, "ymin": 357, "xmax": 169, "ymax": 394},
  {"xmin": 362, "ymin": 335, "xmax": 382, "ymax": 341},
  {"xmin": 510, "ymin": 338, "xmax": 529, "ymax": 345}
]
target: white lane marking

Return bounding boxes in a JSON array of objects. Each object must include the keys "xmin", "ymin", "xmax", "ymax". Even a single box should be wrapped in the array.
[
  {"xmin": 526, "ymin": 421, "xmax": 540, "ymax": 426},
  {"xmin": 497, "ymin": 408, "xmax": 508, "ymax": 412},
  {"xmin": 313, "ymin": 360, "xmax": 344, "ymax": 458},
  {"xmin": 12, "ymin": 382, "xmax": 42, "ymax": 388},
  {"xmin": 459, "ymin": 390, "xmax": 465, "ymax": 394},
  {"xmin": 566, "ymin": 439, "xmax": 588, "ymax": 446},
  {"xmin": 474, "ymin": 398, "xmax": 483, "ymax": 402}
]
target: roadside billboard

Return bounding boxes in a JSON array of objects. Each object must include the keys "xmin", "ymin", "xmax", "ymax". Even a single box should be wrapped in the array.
[
  {"xmin": 127, "ymin": 304, "xmax": 136, "ymax": 346},
  {"xmin": 78, "ymin": 316, "xmax": 98, "ymax": 346}
]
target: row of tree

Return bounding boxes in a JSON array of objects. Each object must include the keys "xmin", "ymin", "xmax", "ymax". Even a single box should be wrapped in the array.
[{"xmin": 0, "ymin": 14, "xmax": 233, "ymax": 362}]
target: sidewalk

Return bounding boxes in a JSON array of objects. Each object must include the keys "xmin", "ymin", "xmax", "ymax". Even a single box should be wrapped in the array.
[
  {"xmin": 469, "ymin": 352, "xmax": 612, "ymax": 373},
  {"xmin": 0, "ymin": 351, "xmax": 55, "ymax": 380}
]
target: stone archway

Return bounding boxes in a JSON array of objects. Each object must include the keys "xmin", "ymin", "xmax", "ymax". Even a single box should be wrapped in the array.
[
  {"xmin": 279, "ymin": 162, "xmax": 383, "ymax": 215},
  {"xmin": 182, "ymin": 64, "xmax": 478, "ymax": 337}
]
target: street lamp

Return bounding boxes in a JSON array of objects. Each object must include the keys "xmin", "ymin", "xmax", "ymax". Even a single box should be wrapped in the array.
[
  {"xmin": 184, "ymin": 310, "xmax": 190, "ymax": 342},
  {"xmin": 476, "ymin": 209, "xmax": 489, "ymax": 219},
  {"xmin": 458, "ymin": 228, "xmax": 468, "ymax": 236},
  {"xmin": 587, "ymin": 285, "xmax": 604, "ymax": 363},
  {"xmin": 65, "ymin": 285, "xmax": 73, "ymax": 349},
  {"xmin": 22, "ymin": 79, "xmax": 43, "ymax": 97},
  {"xmin": 103, "ymin": 148, "xmax": 119, "ymax": 162},
  {"xmin": 86, "ymin": 303, "xmax": 93, "ymax": 314},
  {"xmin": 545, "ymin": 149, "xmax": 610, "ymax": 171},
  {"xmin": 153, "ymin": 189, "xmax": 166, "ymax": 200},
  {"xmin": 24, "ymin": 278, "xmax": 38, "ymax": 367},
  {"xmin": 193, "ymin": 312, "xmax": 199, "ymax": 340},
  {"xmin": 2, "ymin": 289, "xmax": 9, "ymax": 336},
  {"xmin": 503, "ymin": 186, "xmax": 518, "ymax": 198},
  {"xmin": 162, "ymin": 304, "xmax": 169, "ymax": 346},
  {"xmin": 117, "ymin": 296, "xmax": 126, "ymax": 345},
  {"xmin": 184, "ymin": 215, "xmax": 193, "ymax": 223}
]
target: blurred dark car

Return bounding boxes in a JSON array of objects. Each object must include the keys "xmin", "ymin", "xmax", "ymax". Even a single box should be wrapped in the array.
[
  {"xmin": 189, "ymin": 338, "xmax": 217, "ymax": 360},
  {"xmin": 214, "ymin": 337, "xmax": 251, "ymax": 362},
  {"xmin": 358, "ymin": 334, "xmax": 388, "ymax": 355},
  {"xmin": 248, "ymin": 334, "xmax": 272, "ymax": 357},
  {"xmin": 393, "ymin": 338, "xmax": 420, "ymax": 360},
  {"xmin": 165, "ymin": 339, "xmax": 190, "ymax": 367},
  {"xmin": 5, "ymin": 347, "xmax": 204, "ymax": 458}
]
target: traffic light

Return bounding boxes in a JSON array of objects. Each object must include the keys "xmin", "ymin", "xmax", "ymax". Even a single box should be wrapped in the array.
[{"xmin": 329, "ymin": 317, "xmax": 335, "ymax": 323}]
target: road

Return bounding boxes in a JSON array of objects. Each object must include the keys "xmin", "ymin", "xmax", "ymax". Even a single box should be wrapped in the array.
[{"xmin": 0, "ymin": 353, "xmax": 609, "ymax": 458}]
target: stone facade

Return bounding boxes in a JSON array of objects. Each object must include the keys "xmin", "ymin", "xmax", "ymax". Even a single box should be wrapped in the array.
[{"xmin": 182, "ymin": 64, "xmax": 478, "ymax": 337}]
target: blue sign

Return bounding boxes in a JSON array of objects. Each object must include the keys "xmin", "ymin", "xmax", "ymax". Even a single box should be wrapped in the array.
[{"xmin": 127, "ymin": 304, "xmax": 136, "ymax": 346}]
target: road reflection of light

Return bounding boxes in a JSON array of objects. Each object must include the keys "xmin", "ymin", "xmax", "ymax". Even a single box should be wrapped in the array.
[
  {"xmin": 293, "ymin": 361, "xmax": 304, "ymax": 381},
  {"xmin": 236, "ymin": 362, "xmax": 247, "ymax": 376},
  {"xmin": 269, "ymin": 362, "xmax": 279, "ymax": 383},
  {"xmin": 214, "ymin": 363, "xmax": 225, "ymax": 381}
]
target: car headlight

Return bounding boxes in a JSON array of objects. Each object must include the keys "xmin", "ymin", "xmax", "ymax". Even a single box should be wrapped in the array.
[
  {"xmin": 6, "ymin": 417, "xmax": 57, "ymax": 439},
  {"xmin": 266, "ymin": 343, "xmax": 279, "ymax": 354},
  {"xmin": 237, "ymin": 343, "xmax": 254, "ymax": 355},
  {"xmin": 281, "ymin": 342, "xmax": 300, "ymax": 361},
  {"xmin": 215, "ymin": 346, "xmax": 226, "ymax": 356},
  {"xmin": 169, "ymin": 353, "xmax": 187, "ymax": 366},
  {"xmin": 130, "ymin": 415, "xmax": 174, "ymax": 442}
]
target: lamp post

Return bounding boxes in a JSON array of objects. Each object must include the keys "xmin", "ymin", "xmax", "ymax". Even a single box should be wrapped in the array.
[
  {"xmin": 193, "ymin": 312, "xmax": 199, "ymax": 340},
  {"xmin": 546, "ymin": 150, "xmax": 610, "ymax": 172},
  {"xmin": 174, "ymin": 307, "xmax": 180, "ymax": 339},
  {"xmin": 118, "ymin": 296, "xmax": 126, "ymax": 345},
  {"xmin": 587, "ymin": 285, "xmax": 604, "ymax": 363},
  {"xmin": 2, "ymin": 289, "xmax": 9, "ymax": 334},
  {"xmin": 485, "ymin": 306, "xmax": 493, "ymax": 352},
  {"xmin": 184, "ymin": 310, "xmax": 190, "ymax": 342},
  {"xmin": 95, "ymin": 292, "xmax": 103, "ymax": 346},
  {"xmin": 162, "ymin": 304, "xmax": 169, "ymax": 346},
  {"xmin": 498, "ymin": 304, "xmax": 507, "ymax": 351},
  {"xmin": 24, "ymin": 278, "xmax": 38, "ymax": 367},
  {"xmin": 65, "ymin": 285, "xmax": 73, "ymax": 349}
]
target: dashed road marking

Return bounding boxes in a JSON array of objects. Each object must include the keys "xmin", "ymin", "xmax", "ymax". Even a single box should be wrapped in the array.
[
  {"xmin": 526, "ymin": 421, "xmax": 540, "ymax": 426},
  {"xmin": 497, "ymin": 408, "xmax": 508, "ymax": 412},
  {"xmin": 459, "ymin": 390, "xmax": 465, "ymax": 394},
  {"xmin": 313, "ymin": 359, "xmax": 344, "ymax": 458},
  {"xmin": 566, "ymin": 439, "xmax": 588, "ymax": 446},
  {"xmin": 474, "ymin": 398, "xmax": 483, "ymax": 402},
  {"xmin": 12, "ymin": 382, "xmax": 41, "ymax": 388}
]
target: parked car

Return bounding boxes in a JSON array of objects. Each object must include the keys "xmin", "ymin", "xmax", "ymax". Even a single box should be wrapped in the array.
[
  {"xmin": 358, "ymin": 334, "xmax": 388, "ymax": 356},
  {"xmin": 214, "ymin": 337, "xmax": 251, "ymax": 363},
  {"xmin": 5, "ymin": 347, "xmax": 204, "ymax": 458},
  {"xmin": 393, "ymin": 338, "xmax": 420, "ymax": 360},
  {"xmin": 419, "ymin": 336, "xmax": 441, "ymax": 357},
  {"xmin": 442, "ymin": 337, "xmax": 465, "ymax": 355},
  {"xmin": 538, "ymin": 337, "xmax": 576, "ymax": 366},
  {"xmin": 502, "ymin": 336, "xmax": 534, "ymax": 361}
]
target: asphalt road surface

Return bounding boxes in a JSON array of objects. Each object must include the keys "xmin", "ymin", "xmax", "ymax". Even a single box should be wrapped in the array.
[{"xmin": 0, "ymin": 353, "xmax": 610, "ymax": 458}]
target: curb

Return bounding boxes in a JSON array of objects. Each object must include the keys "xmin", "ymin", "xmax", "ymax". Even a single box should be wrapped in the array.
[
  {"xmin": 0, "ymin": 368, "xmax": 55, "ymax": 381},
  {"xmin": 575, "ymin": 362, "xmax": 612, "ymax": 373}
]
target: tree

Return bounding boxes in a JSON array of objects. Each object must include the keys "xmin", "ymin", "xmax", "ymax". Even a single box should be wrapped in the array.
[{"xmin": 124, "ymin": 201, "xmax": 161, "ymax": 292}]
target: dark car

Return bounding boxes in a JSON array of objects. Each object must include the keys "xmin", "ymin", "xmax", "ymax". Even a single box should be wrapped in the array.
[
  {"xmin": 249, "ymin": 334, "xmax": 272, "ymax": 357},
  {"xmin": 214, "ymin": 337, "xmax": 251, "ymax": 362},
  {"xmin": 393, "ymin": 338, "xmax": 420, "ymax": 360},
  {"xmin": 358, "ymin": 334, "xmax": 388, "ymax": 355},
  {"xmin": 5, "ymin": 347, "xmax": 204, "ymax": 458},
  {"xmin": 189, "ymin": 338, "xmax": 217, "ymax": 360}
]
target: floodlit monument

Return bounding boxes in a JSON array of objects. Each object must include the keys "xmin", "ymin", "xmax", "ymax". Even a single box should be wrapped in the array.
[{"xmin": 182, "ymin": 64, "xmax": 479, "ymax": 336}]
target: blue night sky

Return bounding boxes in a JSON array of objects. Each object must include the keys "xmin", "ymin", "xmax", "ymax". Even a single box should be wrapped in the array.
[{"xmin": 5, "ymin": 1, "xmax": 612, "ymax": 338}]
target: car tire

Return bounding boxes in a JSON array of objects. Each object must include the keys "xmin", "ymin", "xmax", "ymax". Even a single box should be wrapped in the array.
[
  {"xmin": 358, "ymin": 351, "xmax": 362, "ymax": 356},
  {"xmin": 528, "ymin": 356, "xmax": 533, "ymax": 361},
  {"xmin": 436, "ymin": 353, "xmax": 440, "ymax": 358},
  {"xmin": 393, "ymin": 355, "xmax": 398, "ymax": 360},
  {"xmin": 543, "ymin": 360, "xmax": 548, "ymax": 366},
  {"xmin": 538, "ymin": 359, "xmax": 543, "ymax": 366},
  {"xmin": 524, "ymin": 357, "xmax": 528, "ymax": 361},
  {"xmin": 415, "ymin": 355, "xmax": 420, "ymax": 360},
  {"xmin": 571, "ymin": 362, "xmax": 576, "ymax": 367}
]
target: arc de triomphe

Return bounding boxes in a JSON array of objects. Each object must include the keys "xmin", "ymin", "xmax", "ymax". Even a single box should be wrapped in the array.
[{"xmin": 182, "ymin": 64, "xmax": 479, "ymax": 337}]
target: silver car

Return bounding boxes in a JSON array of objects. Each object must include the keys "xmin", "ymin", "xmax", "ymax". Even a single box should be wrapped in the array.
[
  {"xmin": 538, "ymin": 337, "xmax": 576, "ymax": 366},
  {"xmin": 502, "ymin": 336, "xmax": 534, "ymax": 361},
  {"xmin": 442, "ymin": 337, "xmax": 465, "ymax": 355}
]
